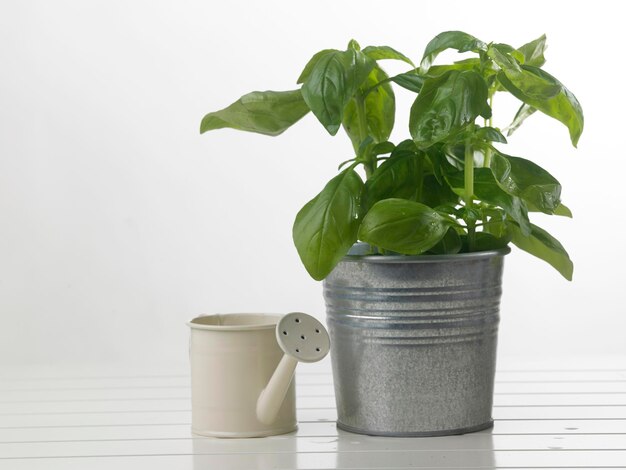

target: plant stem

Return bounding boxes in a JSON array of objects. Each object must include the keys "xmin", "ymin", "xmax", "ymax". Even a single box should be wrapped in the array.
[
  {"xmin": 355, "ymin": 94, "xmax": 374, "ymax": 179},
  {"xmin": 464, "ymin": 127, "xmax": 476, "ymax": 251},
  {"xmin": 483, "ymin": 93, "xmax": 494, "ymax": 168}
]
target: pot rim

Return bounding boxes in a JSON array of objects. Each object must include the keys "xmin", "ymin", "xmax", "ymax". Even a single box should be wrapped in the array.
[
  {"xmin": 188, "ymin": 313, "xmax": 282, "ymax": 331},
  {"xmin": 341, "ymin": 243, "xmax": 511, "ymax": 264}
]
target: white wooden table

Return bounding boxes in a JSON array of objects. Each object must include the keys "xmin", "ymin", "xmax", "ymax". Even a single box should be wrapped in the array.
[{"xmin": 1, "ymin": 358, "xmax": 625, "ymax": 469}]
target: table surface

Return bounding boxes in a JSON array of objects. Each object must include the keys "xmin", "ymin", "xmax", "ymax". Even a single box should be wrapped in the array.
[{"xmin": 1, "ymin": 358, "xmax": 625, "ymax": 469}]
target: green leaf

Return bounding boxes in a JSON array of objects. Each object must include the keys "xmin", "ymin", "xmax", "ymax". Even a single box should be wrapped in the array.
[
  {"xmin": 200, "ymin": 89, "xmax": 310, "ymax": 136},
  {"xmin": 297, "ymin": 49, "xmax": 336, "ymax": 84},
  {"xmin": 420, "ymin": 31, "xmax": 487, "ymax": 73},
  {"xmin": 356, "ymin": 136, "xmax": 375, "ymax": 160},
  {"xmin": 342, "ymin": 64, "xmax": 395, "ymax": 150},
  {"xmin": 497, "ymin": 65, "xmax": 584, "ymax": 147},
  {"xmin": 363, "ymin": 145, "xmax": 424, "ymax": 209},
  {"xmin": 505, "ymin": 103, "xmax": 537, "ymax": 137},
  {"xmin": 371, "ymin": 141, "xmax": 395, "ymax": 156},
  {"xmin": 461, "ymin": 232, "xmax": 510, "ymax": 252},
  {"xmin": 409, "ymin": 70, "xmax": 491, "ymax": 147},
  {"xmin": 526, "ymin": 201, "xmax": 573, "ymax": 217},
  {"xmin": 446, "ymin": 168, "xmax": 531, "ymax": 235},
  {"xmin": 362, "ymin": 45, "xmax": 415, "ymax": 66},
  {"xmin": 490, "ymin": 152, "xmax": 561, "ymax": 213},
  {"xmin": 428, "ymin": 58, "xmax": 483, "ymax": 76},
  {"xmin": 358, "ymin": 199, "xmax": 451, "ymax": 255},
  {"xmin": 554, "ymin": 203, "xmax": 573, "ymax": 217},
  {"xmin": 420, "ymin": 174, "xmax": 459, "ymax": 209},
  {"xmin": 428, "ymin": 227, "xmax": 462, "ymax": 254},
  {"xmin": 301, "ymin": 49, "xmax": 375, "ymax": 135},
  {"xmin": 483, "ymin": 208, "xmax": 509, "ymax": 238},
  {"xmin": 292, "ymin": 169, "xmax": 364, "ymax": 280},
  {"xmin": 425, "ymin": 144, "xmax": 459, "ymax": 184},
  {"xmin": 475, "ymin": 127, "xmax": 507, "ymax": 143},
  {"xmin": 347, "ymin": 39, "xmax": 361, "ymax": 51},
  {"xmin": 508, "ymin": 222, "xmax": 573, "ymax": 280},
  {"xmin": 489, "ymin": 45, "xmax": 560, "ymax": 98},
  {"xmin": 489, "ymin": 43, "xmax": 525, "ymax": 66},
  {"xmin": 518, "ymin": 34, "xmax": 547, "ymax": 67},
  {"xmin": 390, "ymin": 72, "xmax": 425, "ymax": 93}
]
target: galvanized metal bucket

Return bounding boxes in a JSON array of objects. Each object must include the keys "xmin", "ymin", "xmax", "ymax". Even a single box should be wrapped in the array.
[{"xmin": 323, "ymin": 243, "xmax": 509, "ymax": 436}]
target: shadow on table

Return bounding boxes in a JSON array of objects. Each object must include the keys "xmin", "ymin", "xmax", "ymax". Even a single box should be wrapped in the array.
[
  {"xmin": 333, "ymin": 427, "xmax": 496, "ymax": 468},
  {"xmin": 191, "ymin": 433, "xmax": 297, "ymax": 469}
]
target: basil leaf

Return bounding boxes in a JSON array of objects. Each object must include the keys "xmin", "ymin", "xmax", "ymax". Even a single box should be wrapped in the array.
[
  {"xmin": 297, "ymin": 49, "xmax": 336, "ymax": 84},
  {"xmin": 358, "ymin": 199, "xmax": 450, "ymax": 255},
  {"xmin": 390, "ymin": 72, "xmax": 425, "ymax": 93},
  {"xmin": 476, "ymin": 127, "xmax": 507, "ymax": 143},
  {"xmin": 554, "ymin": 203, "xmax": 573, "ymax": 217},
  {"xmin": 508, "ymin": 222, "xmax": 573, "ymax": 280},
  {"xmin": 428, "ymin": 58, "xmax": 483, "ymax": 76},
  {"xmin": 301, "ymin": 49, "xmax": 375, "ymax": 135},
  {"xmin": 489, "ymin": 43, "xmax": 525, "ymax": 65},
  {"xmin": 363, "ymin": 146, "xmax": 424, "ymax": 209},
  {"xmin": 428, "ymin": 227, "xmax": 462, "ymax": 255},
  {"xmin": 420, "ymin": 31, "xmax": 487, "ymax": 73},
  {"xmin": 526, "ymin": 201, "xmax": 573, "ymax": 218},
  {"xmin": 483, "ymin": 208, "xmax": 509, "ymax": 239},
  {"xmin": 497, "ymin": 65, "xmax": 584, "ymax": 147},
  {"xmin": 409, "ymin": 70, "xmax": 491, "ymax": 147},
  {"xmin": 200, "ymin": 89, "xmax": 310, "ymax": 136},
  {"xmin": 342, "ymin": 64, "xmax": 395, "ymax": 150},
  {"xmin": 371, "ymin": 141, "xmax": 395, "ymax": 156},
  {"xmin": 362, "ymin": 45, "xmax": 415, "ymax": 66},
  {"xmin": 420, "ymin": 174, "xmax": 459, "ymax": 209},
  {"xmin": 347, "ymin": 39, "xmax": 361, "ymax": 51},
  {"xmin": 446, "ymin": 168, "xmax": 531, "ymax": 236},
  {"xmin": 518, "ymin": 34, "xmax": 547, "ymax": 67},
  {"xmin": 461, "ymin": 232, "xmax": 511, "ymax": 252},
  {"xmin": 490, "ymin": 152, "xmax": 561, "ymax": 213},
  {"xmin": 293, "ymin": 169, "xmax": 364, "ymax": 281},
  {"xmin": 505, "ymin": 103, "xmax": 537, "ymax": 137}
]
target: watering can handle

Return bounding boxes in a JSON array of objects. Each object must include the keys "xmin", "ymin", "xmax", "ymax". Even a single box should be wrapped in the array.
[{"xmin": 256, "ymin": 354, "xmax": 298, "ymax": 425}]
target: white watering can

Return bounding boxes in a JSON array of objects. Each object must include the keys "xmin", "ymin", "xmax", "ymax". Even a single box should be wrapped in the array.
[{"xmin": 188, "ymin": 312, "xmax": 330, "ymax": 438}]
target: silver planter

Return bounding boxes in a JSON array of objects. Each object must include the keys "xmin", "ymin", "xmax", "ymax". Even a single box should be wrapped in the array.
[{"xmin": 323, "ymin": 244, "xmax": 509, "ymax": 437}]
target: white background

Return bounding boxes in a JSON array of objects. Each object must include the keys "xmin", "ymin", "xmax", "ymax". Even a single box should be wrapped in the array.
[{"xmin": 1, "ymin": 0, "xmax": 624, "ymax": 368}]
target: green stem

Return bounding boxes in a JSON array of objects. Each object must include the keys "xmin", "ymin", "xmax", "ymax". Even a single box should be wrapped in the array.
[
  {"xmin": 483, "ymin": 93, "xmax": 494, "ymax": 168},
  {"xmin": 355, "ymin": 94, "xmax": 374, "ymax": 179},
  {"xmin": 464, "ymin": 127, "xmax": 476, "ymax": 251}
]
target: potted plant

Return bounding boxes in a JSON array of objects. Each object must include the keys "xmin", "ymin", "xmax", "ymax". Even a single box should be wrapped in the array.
[{"xmin": 200, "ymin": 31, "xmax": 583, "ymax": 436}]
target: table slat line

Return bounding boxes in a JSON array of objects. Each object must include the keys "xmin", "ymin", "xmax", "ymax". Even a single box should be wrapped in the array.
[
  {"xmin": 2, "ymin": 368, "xmax": 626, "ymax": 380},
  {"xmin": 2, "ymin": 448, "xmax": 626, "ymax": 461},
  {"xmin": 5, "ymin": 391, "xmax": 626, "ymax": 404},
  {"xmin": 5, "ymin": 417, "xmax": 626, "ymax": 431},
  {"xmin": 4, "ymin": 379, "xmax": 626, "ymax": 392},
  {"xmin": 497, "ymin": 380, "xmax": 626, "ymax": 384},
  {"xmin": 2, "ymin": 431, "xmax": 626, "ymax": 444},
  {"xmin": 0, "ymin": 398, "xmax": 192, "ymax": 404},
  {"xmin": 5, "ymin": 403, "xmax": 626, "ymax": 416}
]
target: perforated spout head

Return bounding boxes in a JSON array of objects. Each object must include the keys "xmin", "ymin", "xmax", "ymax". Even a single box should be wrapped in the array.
[{"xmin": 276, "ymin": 312, "xmax": 330, "ymax": 363}]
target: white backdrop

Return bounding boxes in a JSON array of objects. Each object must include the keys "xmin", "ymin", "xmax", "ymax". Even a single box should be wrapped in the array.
[{"xmin": 1, "ymin": 0, "xmax": 624, "ymax": 368}]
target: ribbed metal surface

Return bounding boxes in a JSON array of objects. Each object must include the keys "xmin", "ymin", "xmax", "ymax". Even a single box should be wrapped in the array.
[{"xmin": 323, "ymin": 246, "xmax": 509, "ymax": 436}]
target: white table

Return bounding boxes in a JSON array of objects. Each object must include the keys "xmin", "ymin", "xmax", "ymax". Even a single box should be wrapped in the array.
[{"xmin": 1, "ymin": 358, "xmax": 625, "ymax": 469}]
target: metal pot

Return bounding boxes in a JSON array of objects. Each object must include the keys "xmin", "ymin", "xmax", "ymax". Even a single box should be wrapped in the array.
[{"xmin": 323, "ymin": 244, "xmax": 509, "ymax": 436}]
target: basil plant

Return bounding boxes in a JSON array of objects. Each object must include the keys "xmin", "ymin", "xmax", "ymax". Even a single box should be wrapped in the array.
[{"xmin": 200, "ymin": 31, "xmax": 583, "ymax": 281}]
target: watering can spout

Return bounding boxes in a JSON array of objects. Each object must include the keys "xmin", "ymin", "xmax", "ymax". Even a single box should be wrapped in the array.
[
  {"xmin": 256, "ymin": 354, "xmax": 299, "ymax": 425},
  {"xmin": 257, "ymin": 312, "xmax": 330, "ymax": 425}
]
